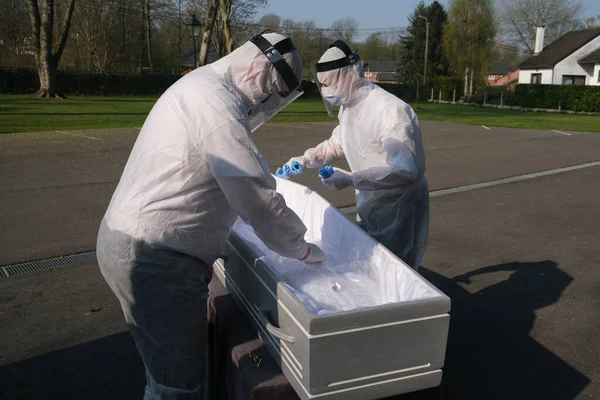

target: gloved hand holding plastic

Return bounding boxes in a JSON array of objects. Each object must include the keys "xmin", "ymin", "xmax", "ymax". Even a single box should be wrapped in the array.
[
  {"xmin": 321, "ymin": 167, "xmax": 353, "ymax": 191},
  {"xmin": 276, "ymin": 160, "xmax": 304, "ymax": 179},
  {"xmin": 319, "ymin": 165, "xmax": 334, "ymax": 179}
]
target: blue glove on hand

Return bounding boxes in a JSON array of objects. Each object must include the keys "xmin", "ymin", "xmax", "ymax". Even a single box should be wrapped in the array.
[{"xmin": 321, "ymin": 168, "xmax": 353, "ymax": 191}]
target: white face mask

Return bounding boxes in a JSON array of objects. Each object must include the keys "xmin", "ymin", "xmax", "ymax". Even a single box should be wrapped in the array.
[{"xmin": 321, "ymin": 86, "xmax": 342, "ymax": 106}]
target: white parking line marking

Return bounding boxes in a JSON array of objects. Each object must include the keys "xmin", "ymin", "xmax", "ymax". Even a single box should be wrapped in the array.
[
  {"xmin": 552, "ymin": 130, "xmax": 572, "ymax": 136},
  {"xmin": 338, "ymin": 161, "xmax": 600, "ymax": 213},
  {"xmin": 431, "ymin": 161, "xmax": 600, "ymax": 198},
  {"xmin": 55, "ymin": 131, "xmax": 103, "ymax": 141},
  {"xmin": 481, "ymin": 125, "xmax": 491, "ymax": 130}
]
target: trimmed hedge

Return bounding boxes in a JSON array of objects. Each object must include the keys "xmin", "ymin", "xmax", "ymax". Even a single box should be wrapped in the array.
[
  {"xmin": 377, "ymin": 83, "xmax": 430, "ymax": 101},
  {"xmin": 0, "ymin": 68, "xmax": 40, "ymax": 94},
  {"xmin": 8, "ymin": 68, "xmax": 597, "ymax": 113},
  {"xmin": 471, "ymin": 86, "xmax": 515, "ymax": 106},
  {"xmin": 0, "ymin": 68, "xmax": 180, "ymax": 96},
  {"xmin": 299, "ymin": 79, "xmax": 321, "ymax": 99},
  {"xmin": 0, "ymin": 69, "xmax": 327, "ymax": 99},
  {"xmin": 301, "ymin": 81, "xmax": 427, "ymax": 102},
  {"xmin": 511, "ymin": 84, "xmax": 600, "ymax": 112}
]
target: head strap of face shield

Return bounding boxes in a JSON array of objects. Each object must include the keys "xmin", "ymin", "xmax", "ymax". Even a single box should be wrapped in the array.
[
  {"xmin": 250, "ymin": 33, "xmax": 300, "ymax": 95},
  {"xmin": 315, "ymin": 40, "xmax": 360, "ymax": 72}
]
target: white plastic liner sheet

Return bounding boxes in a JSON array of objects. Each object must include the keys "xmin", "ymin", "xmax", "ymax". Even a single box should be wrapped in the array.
[{"xmin": 231, "ymin": 177, "xmax": 440, "ymax": 315}]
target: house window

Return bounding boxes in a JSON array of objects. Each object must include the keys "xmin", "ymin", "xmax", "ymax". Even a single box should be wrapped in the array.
[
  {"xmin": 365, "ymin": 71, "xmax": 372, "ymax": 77},
  {"xmin": 487, "ymin": 75, "xmax": 495, "ymax": 80},
  {"xmin": 597, "ymin": 69, "xmax": 600, "ymax": 83},
  {"xmin": 562, "ymin": 75, "xmax": 586, "ymax": 85},
  {"xmin": 530, "ymin": 73, "xmax": 542, "ymax": 84}
]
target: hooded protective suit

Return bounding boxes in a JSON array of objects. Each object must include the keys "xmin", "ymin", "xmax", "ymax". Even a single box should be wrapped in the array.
[
  {"xmin": 288, "ymin": 41, "xmax": 430, "ymax": 270},
  {"xmin": 97, "ymin": 32, "xmax": 323, "ymax": 399}
]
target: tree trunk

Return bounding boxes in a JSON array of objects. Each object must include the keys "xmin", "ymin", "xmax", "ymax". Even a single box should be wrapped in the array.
[
  {"xmin": 145, "ymin": 0, "xmax": 153, "ymax": 71},
  {"xmin": 219, "ymin": 0, "xmax": 233, "ymax": 54},
  {"xmin": 37, "ymin": 56, "xmax": 58, "ymax": 98},
  {"xmin": 212, "ymin": 23, "xmax": 222, "ymax": 58},
  {"xmin": 199, "ymin": 0, "xmax": 219, "ymax": 67},
  {"xmin": 177, "ymin": 0, "xmax": 182, "ymax": 71},
  {"xmin": 469, "ymin": 67, "xmax": 474, "ymax": 97},
  {"xmin": 27, "ymin": 0, "xmax": 75, "ymax": 99},
  {"xmin": 464, "ymin": 67, "xmax": 469, "ymax": 97},
  {"xmin": 36, "ymin": 0, "xmax": 54, "ymax": 97}
]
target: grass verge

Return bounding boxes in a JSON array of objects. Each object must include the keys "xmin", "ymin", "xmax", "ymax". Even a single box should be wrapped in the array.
[{"xmin": 1, "ymin": 95, "xmax": 599, "ymax": 133}]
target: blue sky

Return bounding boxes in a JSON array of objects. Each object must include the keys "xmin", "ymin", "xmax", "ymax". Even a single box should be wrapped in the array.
[{"xmin": 257, "ymin": 0, "xmax": 600, "ymax": 35}]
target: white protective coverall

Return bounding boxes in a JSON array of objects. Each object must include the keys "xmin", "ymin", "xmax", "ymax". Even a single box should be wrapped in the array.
[
  {"xmin": 289, "ymin": 42, "xmax": 430, "ymax": 270},
  {"xmin": 97, "ymin": 32, "xmax": 323, "ymax": 400}
]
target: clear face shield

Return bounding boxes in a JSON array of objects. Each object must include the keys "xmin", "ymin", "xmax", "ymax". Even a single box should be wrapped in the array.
[
  {"xmin": 312, "ymin": 67, "xmax": 335, "ymax": 117},
  {"xmin": 314, "ymin": 40, "xmax": 361, "ymax": 116},
  {"xmin": 248, "ymin": 87, "xmax": 303, "ymax": 132},
  {"xmin": 247, "ymin": 32, "xmax": 304, "ymax": 132}
]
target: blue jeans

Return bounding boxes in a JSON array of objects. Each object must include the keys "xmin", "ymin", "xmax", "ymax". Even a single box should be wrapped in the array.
[{"xmin": 97, "ymin": 221, "xmax": 212, "ymax": 399}]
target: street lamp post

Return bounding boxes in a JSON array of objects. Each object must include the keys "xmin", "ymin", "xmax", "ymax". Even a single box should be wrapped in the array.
[
  {"xmin": 418, "ymin": 15, "xmax": 430, "ymax": 86},
  {"xmin": 186, "ymin": 14, "xmax": 202, "ymax": 69}
]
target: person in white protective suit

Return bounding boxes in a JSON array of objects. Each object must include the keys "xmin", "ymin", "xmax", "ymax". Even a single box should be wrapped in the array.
[
  {"xmin": 96, "ymin": 31, "xmax": 326, "ymax": 399},
  {"xmin": 286, "ymin": 40, "xmax": 429, "ymax": 270}
]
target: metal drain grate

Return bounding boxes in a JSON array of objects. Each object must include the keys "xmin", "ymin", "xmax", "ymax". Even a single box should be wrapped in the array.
[{"xmin": 1, "ymin": 251, "xmax": 97, "ymax": 278}]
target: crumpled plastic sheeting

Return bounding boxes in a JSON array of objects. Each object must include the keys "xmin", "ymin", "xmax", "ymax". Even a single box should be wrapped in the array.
[{"xmin": 231, "ymin": 177, "xmax": 440, "ymax": 315}]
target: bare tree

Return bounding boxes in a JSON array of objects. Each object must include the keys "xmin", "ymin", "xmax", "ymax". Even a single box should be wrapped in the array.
[
  {"xmin": 330, "ymin": 17, "xmax": 359, "ymax": 44},
  {"xmin": 585, "ymin": 15, "xmax": 600, "ymax": 28},
  {"xmin": 141, "ymin": 0, "xmax": 153, "ymax": 71},
  {"xmin": 497, "ymin": 0, "xmax": 584, "ymax": 55},
  {"xmin": 219, "ymin": 0, "xmax": 233, "ymax": 53},
  {"xmin": 27, "ymin": 0, "xmax": 76, "ymax": 98},
  {"xmin": 229, "ymin": 0, "xmax": 266, "ymax": 23},
  {"xmin": 72, "ymin": 0, "xmax": 122, "ymax": 73},
  {"xmin": 227, "ymin": 0, "xmax": 267, "ymax": 44},
  {"xmin": 192, "ymin": 0, "xmax": 268, "ymax": 66},
  {"xmin": 0, "ymin": 0, "xmax": 31, "ymax": 67},
  {"xmin": 258, "ymin": 13, "xmax": 280, "ymax": 30},
  {"xmin": 198, "ymin": 0, "xmax": 219, "ymax": 66}
]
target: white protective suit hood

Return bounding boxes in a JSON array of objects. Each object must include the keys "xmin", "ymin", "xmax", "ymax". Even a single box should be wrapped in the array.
[
  {"xmin": 102, "ymin": 31, "xmax": 312, "ymax": 265},
  {"xmin": 316, "ymin": 41, "xmax": 369, "ymax": 108},
  {"xmin": 210, "ymin": 32, "xmax": 304, "ymax": 130},
  {"xmin": 291, "ymin": 40, "xmax": 429, "ymax": 269}
]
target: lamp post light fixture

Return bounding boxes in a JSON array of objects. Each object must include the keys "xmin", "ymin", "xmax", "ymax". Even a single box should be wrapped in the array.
[{"xmin": 186, "ymin": 14, "xmax": 202, "ymax": 69}]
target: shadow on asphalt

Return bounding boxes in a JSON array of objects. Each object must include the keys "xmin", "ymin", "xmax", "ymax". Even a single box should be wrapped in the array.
[
  {"xmin": 0, "ymin": 261, "xmax": 589, "ymax": 400},
  {"xmin": 420, "ymin": 260, "xmax": 590, "ymax": 400},
  {"xmin": 0, "ymin": 332, "xmax": 145, "ymax": 399}
]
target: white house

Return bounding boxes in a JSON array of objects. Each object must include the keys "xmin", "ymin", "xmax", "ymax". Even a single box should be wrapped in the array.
[{"xmin": 518, "ymin": 26, "xmax": 600, "ymax": 86}]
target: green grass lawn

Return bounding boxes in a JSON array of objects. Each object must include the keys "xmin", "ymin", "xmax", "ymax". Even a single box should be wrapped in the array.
[
  {"xmin": 0, "ymin": 95, "xmax": 157, "ymax": 133},
  {"xmin": 413, "ymin": 102, "xmax": 600, "ymax": 132},
  {"xmin": 1, "ymin": 94, "xmax": 599, "ymax": 133}
]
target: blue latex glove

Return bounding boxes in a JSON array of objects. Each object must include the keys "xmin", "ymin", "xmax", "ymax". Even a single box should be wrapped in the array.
[
  {"xmin": 285, "ymin": 157, "xmax": 305, "ymax": 176},
  {"xmin": 321, "ymin": 168, "xmax": 353, "ymax": 191}
]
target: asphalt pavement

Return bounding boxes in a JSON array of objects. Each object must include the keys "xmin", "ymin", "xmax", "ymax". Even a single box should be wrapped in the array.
[{"xmin": 1, "ymin": 121, "xmax": 599, "ymax": 399}]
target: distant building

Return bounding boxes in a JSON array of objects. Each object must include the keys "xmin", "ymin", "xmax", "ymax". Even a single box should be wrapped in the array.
[
  {"xmin": 486, "ymin": 63, "xmax": 519, "ymax": 89},
  {"xmin": 361, "ymin": 61, "xmax": 398, "ymax": 84},
  {"xmin": 518, "ymin": 27, "xmax": 600, "ymax": 86}
]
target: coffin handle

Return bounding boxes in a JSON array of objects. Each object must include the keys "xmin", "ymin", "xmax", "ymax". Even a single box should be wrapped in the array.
[{"xmin": 261, "ymin": 309, "xmax": 295, "ymax": 343}]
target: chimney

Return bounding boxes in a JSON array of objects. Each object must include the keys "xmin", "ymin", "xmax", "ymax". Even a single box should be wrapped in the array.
[{"xmin": 534, "ymin": 26, "xmax": 545, "ymax": 55}]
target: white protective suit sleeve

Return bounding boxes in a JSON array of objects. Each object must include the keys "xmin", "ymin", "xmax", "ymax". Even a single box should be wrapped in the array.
[
  {"xmin": 351, "ymin": 126, "xmax": 420, "ymax": 191},
  {"xmin": 200, "ymin": 118, "xmax": 309, "ymax": 260},
  {"xmin": 300, "ymin": 126, "xmax": 345, "ymax": 168}
]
